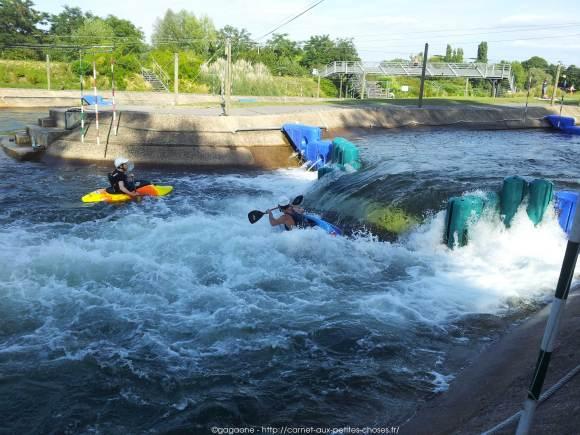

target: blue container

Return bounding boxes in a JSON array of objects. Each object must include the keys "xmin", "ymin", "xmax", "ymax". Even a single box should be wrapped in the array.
[
  {"xmin": 555, "ymin": 191, "xmax": 579, "ymax": 234},
  {"xmin": 282, "ymin": 124, "xmax": 322, "ymax": 155},
  {"xmin": 545, "ymin": 115, "xmax": 576, "ymax": 129},
  {"xmin": 305, "ymin": 139, "xmax": 333, "ymax": 169}
]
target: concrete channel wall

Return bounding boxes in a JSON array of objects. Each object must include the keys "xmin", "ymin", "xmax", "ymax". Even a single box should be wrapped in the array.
[
  {"xmin": 3, "ymin": 90, "xmax": 580, "ymax": 168},
  {"xmin": 0, "ymin": 88, "xmax": 329, "ymax": 108}
]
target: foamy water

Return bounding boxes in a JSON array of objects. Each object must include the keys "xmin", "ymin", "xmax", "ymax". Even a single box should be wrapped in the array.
[{"xmin": 1, "ymin": 124, "xmax": 579, "ymax": 432}]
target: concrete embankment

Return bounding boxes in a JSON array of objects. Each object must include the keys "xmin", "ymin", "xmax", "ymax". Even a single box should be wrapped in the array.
[
  {"xmin": 0, "ymin": 88, "xmax": 329, "ymax": 108},
  {"xmin": 4, "ymin": 99, "xmax": 580, "ymax": 168}
]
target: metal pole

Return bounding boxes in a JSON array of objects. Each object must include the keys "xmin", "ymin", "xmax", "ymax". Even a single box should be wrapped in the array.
[
  {"xmin": 523, "ymin": 74, "xmax": 532, "ymax": 124},
  {"xmin": 174, "ymin": 52, "xmax": 179, "ymax": 105},
  {"xmin": 93, "ymin": 61, "xmax": 100, "ymax": 146},
  {"xmin": 46, "ymin": 54, "xmax": 51, "ymax": 90},
  {"xmin": 515, "ymin": 200, "xmax": 580, "ymax": 434},
  {"xmin": 418, "ymin": 43, "xmax": 429, "ymax": 107},
  {"xmin": 224, "ymin": 38, "xmax": 231, "ymax": 115},
  {"xmin": 111, "ymin": 58, "xmax": 117, "ymax": 136},
  {"xmin": 360, "ymin": 73, "xmax": 366, "ymax": 100},
  {"xmin": 339, "ymin": 75, "xmax": 343, "ymax": 99},
  {"xmin": 80, "ymin": 50, "xmax": 84, "ymax": 143},
  {"xmin": 551, "ymin": 64, "xmax": 561, "ymax": 106},
  {"xmin": 465, "ymin": 77, "xmax": 469, "ymax": 97}
]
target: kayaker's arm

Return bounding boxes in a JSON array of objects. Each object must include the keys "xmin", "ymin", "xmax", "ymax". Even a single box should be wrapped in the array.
[
  {"xmin": 118, "ymin": 180, "xmax": 139, "ymax": 197},
  {"xmin": 268, "ymin": 209, "xmax": 291, "ymax": 227}
]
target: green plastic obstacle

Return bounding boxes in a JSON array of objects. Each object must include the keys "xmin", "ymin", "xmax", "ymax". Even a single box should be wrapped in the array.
[
  {"xmin": 444, "ymin": 192, "xmax": 498, "ymax": 249},
  {"xmin": 319, "ymin": 137, "xmax": 362, "ymax": 178},
  {"xmin": 444, "ymin": 195, "xmax": 485, "ymax": 249},
  {"xmin": 526, "ymin": 179, "xmax": 554, "ymax": 225},
  {"xmin": 500, "ymin": 176, "xmax": 528, "ymax": 227}
]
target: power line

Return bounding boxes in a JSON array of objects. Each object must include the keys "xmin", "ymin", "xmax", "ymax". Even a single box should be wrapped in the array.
[{"xmin": 256, "ymin": 0, "xmax": 326, "ymax": 41}]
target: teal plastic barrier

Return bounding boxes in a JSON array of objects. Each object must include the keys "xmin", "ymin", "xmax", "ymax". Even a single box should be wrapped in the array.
[
  {"xmin": 500, "ymin": 176, "xmax": 528, "ymax": 227},
  {"xmin": 444, "ymin": 195, "xmax": 485, "ymax": 248},
  {"xmin": 527, "ymin": 179, "xmax": 553, "ymax": 225}
]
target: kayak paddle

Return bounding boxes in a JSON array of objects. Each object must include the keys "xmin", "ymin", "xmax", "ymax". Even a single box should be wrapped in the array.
[{"xmin": 248, "ymin": 195, "xmax": 303, "ymax": 224}]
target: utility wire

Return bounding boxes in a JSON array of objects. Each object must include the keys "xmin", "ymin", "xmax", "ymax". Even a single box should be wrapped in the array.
[{"xmin": 256, "ymin": 0, "xmax": 325, "ymax": 41}]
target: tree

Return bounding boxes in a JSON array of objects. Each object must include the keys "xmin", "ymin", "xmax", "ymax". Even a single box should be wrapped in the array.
[
  {"xmin": 521, "ymin": 56, "xmax": 549, "ymax": 71},
  {"xmin": 333, "ymin": 38, "xmax": 359, "ymax": 62},
  {"xmin": 510, "ymin": 61, "xmax": 527, "ymax": 90},
  {"xmin": 476, "ymin": 41, "xmax": 488, "ymax": 63},
  {"xmin": 104, "ymin": 15, "xmax": 146, "ymax": 54},
  {"xmin": 455, "ymin": 48, "xmax": 464, "ymax": 63},
  {"xmin": 48, "ymin": 6, "xmax": 92, "ymax": 36},
  {"xmin": 217, "ymin": 25, "xmax": 254, "ymax": 61},
  {"xmin": 444, "ymin": 44, "xmax": 452, "ymax": 62},
  {"xmin": 260, "ymin": 33, "xmax": 304, "ymax": 76},
  {"xmin": 0, "ymin": 0, "xmax": 47, "ymax": 46},
  {"xmin": 152, "ymin": 9, "xmax": 216, "ymax": 56}
]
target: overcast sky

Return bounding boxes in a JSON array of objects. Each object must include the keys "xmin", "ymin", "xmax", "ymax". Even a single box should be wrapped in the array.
[{"xmin": 35, "ymin": 0, "xmax": 580, "ymax": 65}]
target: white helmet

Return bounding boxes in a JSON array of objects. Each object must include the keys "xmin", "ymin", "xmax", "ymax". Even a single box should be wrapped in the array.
[
  {"xmin": 278, "ymin": 196, "xmax": 290, "ymax": 208},
  {"xmin": 114, "ymin": 157, "xmax": 129, "ymax": 168}
]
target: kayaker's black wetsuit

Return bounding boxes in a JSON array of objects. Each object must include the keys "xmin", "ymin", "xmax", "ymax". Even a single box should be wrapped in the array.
[
  {"xmin": 107, "ymin": 170, "xmax": 150, "ymax": 194},
  {"xmin": 108, "ymin": 169, "xmax": 130, "ymax": 193},
  {"xmin": 284, "ymin": 210, "xmax": 307, "ymax": 231}
]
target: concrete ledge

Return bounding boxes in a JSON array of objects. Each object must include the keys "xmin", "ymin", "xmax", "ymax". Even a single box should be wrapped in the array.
[{"xmin": 1, "ymin": 136, "xmax": 43, "ymax": 160}]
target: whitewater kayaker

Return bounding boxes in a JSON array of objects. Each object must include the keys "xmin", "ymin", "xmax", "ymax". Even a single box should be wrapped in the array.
[
  {"xmin": 107, "ymin": 157, "xmax": 148, "ymax": 197},
  {"xmin": 268, "ymin": 196, "xmax": 306, "ymax": 231}
]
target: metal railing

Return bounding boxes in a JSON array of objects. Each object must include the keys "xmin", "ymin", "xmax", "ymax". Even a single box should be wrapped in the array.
[{"xmin": 321, "ymin": 61, "xmax": 512, "ymax": 80}]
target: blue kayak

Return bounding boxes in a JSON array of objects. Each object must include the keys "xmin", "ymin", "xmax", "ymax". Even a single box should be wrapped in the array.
[{"xmin": 304, "ymin": 214, "xmax": 343, "ymax": 236}]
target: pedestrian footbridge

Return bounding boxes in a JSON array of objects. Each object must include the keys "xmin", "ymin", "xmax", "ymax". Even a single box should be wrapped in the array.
[{"xmin": 320, "ymin": 61, "xmax": 515, "ymax": 97}]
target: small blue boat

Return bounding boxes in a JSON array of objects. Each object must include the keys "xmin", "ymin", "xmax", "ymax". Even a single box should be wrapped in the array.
[{"xmin": 304, "ymin": 214, "xmax": 343, "ymax": 236}]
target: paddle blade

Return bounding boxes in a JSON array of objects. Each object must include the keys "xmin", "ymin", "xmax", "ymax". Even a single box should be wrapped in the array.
[
  {"xmin": 292, "ymin": 195, "xmax": 304, "ymax": 205},
  {"xmin": 248, "ymin": 210, "xmax": 265, "ymax": 224}
]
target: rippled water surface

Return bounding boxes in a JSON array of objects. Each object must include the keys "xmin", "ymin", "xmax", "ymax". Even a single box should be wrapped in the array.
[{"xmin": 1, "ymin": 110, "xmax": 579, "ymax": 433}]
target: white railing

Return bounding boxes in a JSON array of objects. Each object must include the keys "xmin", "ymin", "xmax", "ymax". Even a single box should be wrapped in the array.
[{"xmin": 321, "ymin": 61, "xmax": 512, "ymax": 80}]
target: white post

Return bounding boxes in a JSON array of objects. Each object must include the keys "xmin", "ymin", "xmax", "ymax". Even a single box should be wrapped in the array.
[{"xmin": 93, "ymin": 62, "xmax": 100, "ymax": 146}]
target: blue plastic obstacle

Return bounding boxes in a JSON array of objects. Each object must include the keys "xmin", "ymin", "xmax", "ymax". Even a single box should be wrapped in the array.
[
  {"xmin": 555, "ymin": 191, "xmax": 579, "ymax": 235},
  {"xmin": 544, "ymin": 115, "xmax": 580, "ymax": 134},
  {"xmin": 82, "ymin": 95, "xmax": 112, "ymax": 106}
]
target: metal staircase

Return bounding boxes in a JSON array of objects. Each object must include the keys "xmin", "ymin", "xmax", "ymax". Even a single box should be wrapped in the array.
[{"xmin": 141, "ymin": 59, "xmax": 170, "ymax": 92}]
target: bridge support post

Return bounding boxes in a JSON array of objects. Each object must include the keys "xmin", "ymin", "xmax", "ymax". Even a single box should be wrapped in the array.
[
  {"xmin": 360, "ymin": 73, "xmax": 366, "ymax": 99},
  {"xmin": 339, "ymin": 74, "xmax": 343, "ymax": 99},
  {"xmin": 465, "ymin": 78, "xmax": 469, "ymax": 97}
]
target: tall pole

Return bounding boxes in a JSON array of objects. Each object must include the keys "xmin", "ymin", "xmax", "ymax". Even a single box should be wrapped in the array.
[
  {"xmin": 93, "ymin": 61, "xmax": 100, "ymax": 146},
  {"xmin": 515, "ymin": 200, "xmax": 580, "ymax": 434},
  {"xmin": 465, "ymin": 77, "xmax": 469, "ymax": 97},
  {"xmin": 224, "ymin": 38, "xmax": 232, "ymax": 116},
  {"xmin": 418, "ymin": 43, "xmax": 429, "ymax": 108},
  {"xmin": 339, "ymin": 74, "xmax": 343, "ymax": 99},
  {"xmin": 317, "ymin": 73, "xmax": 321, "ymax": 99},
  {"xmin": 80, "ymin": 50, "xmax": 85, "ymax": 143},
  {"xmin": 523, "ymin": 74, "xmax": 532, "ymax": 124},
  {"xmin": 174, "ymin": 52, "xmax": 179, "ymax": 105},
  {"xmin": 46, "ymin": 54, "xmax": 51, "ymax": 91},
  {"xmin": 360, "ymin": 73, "xmax": 366, "ymax": 100},
  {"xmin": 550, "ymin": 63, "xmax": 561, "ymax": 106},
  {"xmin": 111, "ymin": 58, "xmax": 117, "ymax": 136}
]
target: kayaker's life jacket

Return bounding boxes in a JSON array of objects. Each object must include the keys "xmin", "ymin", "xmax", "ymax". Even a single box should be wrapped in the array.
[
  {"xmin": 284, "ymin": 210, "xmax": 306, "ymax": 231},
  {"xmin": 108, "ymin": 169, "xmax": 128, "ymax": 194}
]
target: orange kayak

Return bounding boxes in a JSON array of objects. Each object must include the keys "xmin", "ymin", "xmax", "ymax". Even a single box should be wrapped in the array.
[{"xmin": 81, "ymin": 185, "xmax": 173, "ymax": 203}]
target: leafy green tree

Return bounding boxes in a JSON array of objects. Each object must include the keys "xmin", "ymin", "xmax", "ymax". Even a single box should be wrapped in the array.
[
  {"xmin": 476, "ymin": 41, "xmax": 488, "ymax": 62},
  {"xmin": 48, "ymin": 6, "xmax": 92, "ymax": 36},
  {"xmin": 510, "ymin": 61, "xmax": 527, "ymax": 90},
  {"xmin": 333, "ymin": 38, "xmax": 358, "ymax": 61},
  {"xmin": 217, "ymin": 25, "xmax": 254, "ymax": 60},
  {"xmin": 521, "ymin": 56, "xmax": 549, "ymax": 71},
  {"xmin": 444, "ymin": 44, "xmax": 452, "ymax": 62},
  {"xmin": 152, "ymin": 9, "xmax": 216, "ymax": 57},
  {"xmin": 455, "ymin": 48, "xmax": 464, "ymax": 63},
  {"xmin": 0, "ymin": 0, "xmax": 47, "ymax": 58},
  {"xmin": 104, "ymin": 15, "xmax": 146, "ymax": 54}
]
